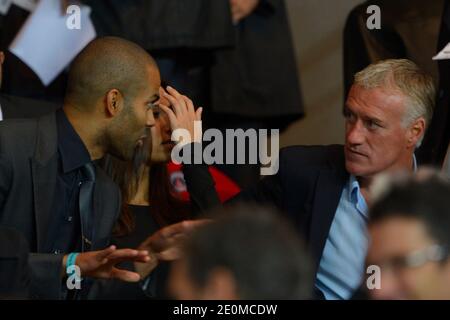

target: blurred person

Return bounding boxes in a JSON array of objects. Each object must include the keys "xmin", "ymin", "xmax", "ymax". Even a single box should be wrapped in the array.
[
  {"xmin": 0, "ymin": 50, "xmax": 59, "ymax": 119},
  {"xmin": 168, "ymin": 205, "xmax": 314, "ymax": 300},
  {"xmin": 367, "ymin": 172, "xmax": 450, "ymax": 300},
  {"xmin": 0, "ymin": 36, "xmax": 202, "ymax": 299},
  {"xmin": 215, "ymin": 59, "xmax": 435, "ymax": 299}
]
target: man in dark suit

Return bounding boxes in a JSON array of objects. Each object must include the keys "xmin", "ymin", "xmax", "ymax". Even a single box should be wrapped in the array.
[
  {"xmin": 228, "ymin": 59, "xmax": 435, "ymax": 299},
  {"xmin": 0, "ymin": 37, "xmax": 164, "ymax": 299},
  {"xmin": 0, "ymin": 227, "xmax": 30, "ymax": 299}
]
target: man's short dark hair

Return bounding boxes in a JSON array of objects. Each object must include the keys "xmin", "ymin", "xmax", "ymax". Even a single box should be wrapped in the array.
[
  {"xmin": 183, "ymin": 204, "xmax": 314, "ymax": 299},
  {"xmin": 370, "ymin": 175, "xmax": 450, "ymax": 247},
  {"xmin": 65, "ymin": 36, "xmax": 157, "ymax": 110}
]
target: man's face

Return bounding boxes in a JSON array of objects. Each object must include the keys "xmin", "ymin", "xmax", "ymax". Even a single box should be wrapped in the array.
[
  {"xmin": 149, "ymin": 88, "xmax": 174, "ymax": 164},
  {"xmin": 344, "ymin": 85, "xmax": 413, "ymax": 178},
  {"xmin": 367, "ymin": 217, "xmax": 450, "ymax": 300},
  {"xmin": 108, "ymin": 66, "xmax": 160, "ymax": 161}
]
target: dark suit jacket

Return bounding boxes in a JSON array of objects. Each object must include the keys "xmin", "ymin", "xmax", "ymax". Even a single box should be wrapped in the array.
[
  {"xmin": 0, "ymin": 227, "xmax": 30, "ymax": 299},
  {"xmin": 217, "ymin": 145, "xmax": 349, "ymax": 299},
  {"xmin": 231, "ymin": 145, "xmax": 348, "ymax": 275},
  {"xmin": 180, "ymin": 144, "xmax": 352, "ymax": 299},
  {"xmin": 0, "ymin": 112, "xmax": 121, "ymax": 299},
  {"xmin": 0, "ymin": 94, "xmax": 60, "ymax": 119}
]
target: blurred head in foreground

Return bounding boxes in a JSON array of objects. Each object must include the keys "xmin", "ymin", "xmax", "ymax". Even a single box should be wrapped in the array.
[
  {"xmin": 168, "ymin": 205, "xmax": 314, "ymax": 300},
  {"xmin": 367, "ymin": 169, "xmax": 450, "ymax": 300}
]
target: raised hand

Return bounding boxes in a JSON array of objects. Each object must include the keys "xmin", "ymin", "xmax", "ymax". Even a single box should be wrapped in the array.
[{"xmin": 158, "ymin": 86, "xmax": 203, "ymax": 145}]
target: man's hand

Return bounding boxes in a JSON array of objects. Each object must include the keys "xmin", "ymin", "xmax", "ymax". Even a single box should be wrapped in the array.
[
  {"xmin": 62, "ymin": 246, "xmax": 151, "ymax": 282},
  {"xmin": 134, "ymin": 220, "xmax": 210, "ymax": 279},
  {"xmin": 230, "ymin": 0, "xmax": 260, "ymax": 24},
  {"xmin": 159, "ymin": 86, "xmax": 203, "ymax": 145}
]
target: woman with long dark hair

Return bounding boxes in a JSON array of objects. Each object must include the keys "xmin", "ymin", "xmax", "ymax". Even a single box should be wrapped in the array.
[{"xmin": 92, "ymin": 86, "xmax": 219, "ymax": 299}]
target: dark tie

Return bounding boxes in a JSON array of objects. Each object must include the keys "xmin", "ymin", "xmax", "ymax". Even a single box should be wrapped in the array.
[{"xmin": 79, "ymin": 162, "xmax": 95, "ymax": 252}]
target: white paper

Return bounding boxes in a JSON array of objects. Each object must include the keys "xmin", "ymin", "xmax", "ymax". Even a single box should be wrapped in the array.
[
  {"xmin": 9, "ymin": 0, "xmax": 96, "ymax": 86},
  {"xmin": 433, "ymin": 42, "xmax": 450, "ymax": 61},
  {"xmin": 0, "ymin": 0, "xmax": 12, "ymax": 15}
]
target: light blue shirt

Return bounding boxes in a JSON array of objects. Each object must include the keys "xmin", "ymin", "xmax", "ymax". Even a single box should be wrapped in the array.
[
  {"xmin": 315, "ymin": 175, "xmax": 369, "ymax": 300},
  {"xmin": 315, "ymin": 156, "xmax": 417, "ymax": 300}
]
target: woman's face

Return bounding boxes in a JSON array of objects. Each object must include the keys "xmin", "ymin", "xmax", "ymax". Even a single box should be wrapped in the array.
[{"xmin": 149, "ymin": 87, "xmax": 175, "ymax": 163}]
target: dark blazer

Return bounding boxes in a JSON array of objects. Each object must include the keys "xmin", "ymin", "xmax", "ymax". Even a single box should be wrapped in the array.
[
  {"xmin": 0, "ymin": 94, "xmax": 60, "ymax": 119},
  {"xmin": 417, "ymin": 0, "xmax": 450, "ymax": 165},
  {"xmin": 166, "ymin": 145, "xmax": 351, "ymax": 299},
  {"xmin": 0, "ymin": 227, "xmax": 30, "ymax": 299},
  {"xmin": 0, "ymin": 112, "xmax": 121, "ymax": 299},
  {"xmin": 218, "ymin": 145, "xmax": 349, "ymax": 300},
  {"xmin": 231, "ymin": 145, "xmax": 348, "ymax": 274}
]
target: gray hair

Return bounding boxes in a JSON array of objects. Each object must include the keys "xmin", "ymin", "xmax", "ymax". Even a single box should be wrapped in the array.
[{"xmin": 354, "ymin": 59, "xmax": 436, "ymax": 147}]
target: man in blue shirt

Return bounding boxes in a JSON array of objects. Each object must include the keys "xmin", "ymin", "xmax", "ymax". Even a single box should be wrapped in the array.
[{"xmin": 232, "ymin": 58, "xmax": 435, "ymax": 299}]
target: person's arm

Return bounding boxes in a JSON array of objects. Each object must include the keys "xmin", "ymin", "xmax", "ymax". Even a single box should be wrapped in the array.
[
  {"xmin": 228, "ymin": 170, "xmax": 283, "ymax": 207},
  {"xmin": 0, "ymin": 147, "xmax": 65, "ymax": 299},
  {"xmin": 159, "ymin": 87, "xmax": 221, "ymax": 215},
  {"xmin": 0, "ymin": 227, "xmax": 30, "ymax": 299},
  {"xmin": 88, "ymin": 219, "xmax": 211, "ymax": 299},
  {"xmin": 181, "ymin": 148, "xmax": 221, "ymax": 217},
  {"xmin": 29, "ymin": 247, "xmax": 149, "ymax": 299},
  {"xmin": 0, "ymin": 155, "xmax": 61, "ymax": 299}
]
